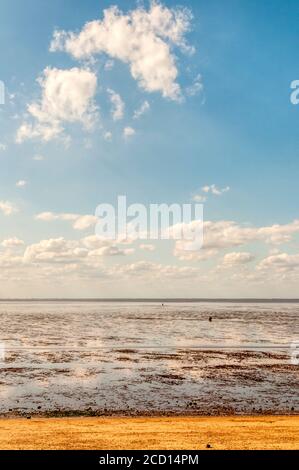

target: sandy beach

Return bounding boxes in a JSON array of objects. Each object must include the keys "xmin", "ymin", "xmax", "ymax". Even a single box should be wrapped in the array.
[{"xmin": 0, "ymin": 416, "xmax": 298, "ymax": 450}]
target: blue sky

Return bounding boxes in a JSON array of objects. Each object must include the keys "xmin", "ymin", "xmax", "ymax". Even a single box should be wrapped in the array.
[{"xmin": 0, "ymin": 0, "xmax": 299, "ymax": 298}]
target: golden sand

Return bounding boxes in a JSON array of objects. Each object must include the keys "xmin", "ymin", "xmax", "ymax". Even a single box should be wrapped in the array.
[{"xmin": 0, "ymin": 416, "xmax": 298, "ymax": 450}]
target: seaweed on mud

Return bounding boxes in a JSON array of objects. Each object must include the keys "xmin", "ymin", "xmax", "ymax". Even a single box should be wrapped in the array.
[
  {"xmin": 141, "ymin": 353, "xmax": 181, "ymax": 361},
  {"xmin": 0, "ymin": 367, "xmax": 32, "ymax": 374},
  {"xmin": 117, "ymin": 356, "xmax": 138, "ymax": 362},
  {"xmin": 115, "ymin": 349, "xmax": 138, "ymax": 354},
  {"xmin": 141, "ymin": 373, "xmax": 186, "ymax": 384}
]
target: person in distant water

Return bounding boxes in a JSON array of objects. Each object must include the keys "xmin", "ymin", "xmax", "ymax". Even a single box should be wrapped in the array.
[
  {"xmin": 162, "ymin": 303, "xmax": 164, "ymax": 307},
  {"xmin": 209, "ymin": 316, "xmax": 213, "ymax": 322}
]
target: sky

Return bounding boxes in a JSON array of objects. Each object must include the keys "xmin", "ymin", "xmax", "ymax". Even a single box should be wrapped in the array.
[{"xmin": 0, "ymin": 0, "xmax": 299, "ymax": 298}]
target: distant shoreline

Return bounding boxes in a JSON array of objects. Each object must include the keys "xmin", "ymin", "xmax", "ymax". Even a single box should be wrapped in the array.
[{"xmin": 1, "ymin": 298, "xmax": 299, "ymax": 303}]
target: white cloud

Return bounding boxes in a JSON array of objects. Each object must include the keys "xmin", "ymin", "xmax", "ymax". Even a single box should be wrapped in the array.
[
  {"xmin": 192, "ymin": 184, "xmax": 229, "ymax": 203},
  {"xmin": 107, "ymin": 88, "xmax": 125, "ymax": 121},
  {"xmin": 0, "ymin": 250, "xmax": 23, "ymax": 269},
  {"xmin": 123, "ymin": 126, "xmax": 136, "ymax": 139},
  {"xmin": 103, "ymin": 131, "xmax": 112, "ymax": 141},
  {"xmin": 202, "ymin": 184, "xmax": 230, "ymax": 196},
  {"xmin": 174, "ymin": 219, "xmax": 299, "ymax": 260},
  {"xmin": 3, "ymin": 223, "xmax": 299, "ymax": 294},
  {"xmin": 0, "ymin": 201, "xmax": 18, "ymax": 216},
  {"xmin": 114, "ymin": 261, "xmax": 200, "ymax": 279},
  {"xmin": 73, "ymin": 215, "xmax": 98, "ymax": 231},
  {"xmin": 16, "ymin": 67, "xmax": 98, "ymax": 143},
  {"xmin": 24, "ymin": 238, "xmax": 88, "ymax": 264},
  {"xmin": 36, "ymin": 211, "xmax": 97, "ymax": 230},
  {"xmin": 88, "ymin": 245, "xmax": 134, "ymax": 257},
  {"xmin": 23, "ymin": 236, "xmax": 134, "ymax": 265},
  {"xmin": 222, "ymin": 252, "xmax": 255, "ymax": 266},
  {"xmin": 36, "ymin": 212, "xmax": 77, "ymax": 222},
  {"xmin": 1, "ymin": 237, "xmax": 24, "ymax": 248},
  {"xmin": 35, "ymin": 214, "xmax": 299, "ymax": 260},
  {"xmin": 193, "ymin": 194, "xmax": 206, "ymax": 203},
  {"xmin": 258, "ymin": 253, "xmax": 299, "ymax": 272},
  {"xmin": 81, "ymin": 235, "xmax": 109, "ymax": 250},
  {"xmin": 16, "ymin": 122, "xmax": 60, "ymax": 143},
  {"xmin": 257, "ymin": 221, "xmax": 299, "ymax": 245},
  {"xmin": 16, "ymin": 179, "xmax": 27, "ymax": 188},
  {"xmin": 133, "ymin": 100, "xmax": 150, "ymax": 119},
  {"xmin": 50, "ymin": 2, "xmax": 194, "ymax": 101},
  {"xmin": 186, "ymin": 73, "xmax": 203, "ymax": 96}
]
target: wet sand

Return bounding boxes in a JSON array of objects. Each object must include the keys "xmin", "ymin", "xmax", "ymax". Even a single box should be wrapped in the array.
[
  {"xmin": 1, "ymin": 301, "xmax": 298, "ymax": 416},
  {"xmin": 2, "ymin": 349, "xmax": 298, "ymax": 416},
  {"xmin": 0, "ymin": 416, "xmax": 298, "ymax": 450}
]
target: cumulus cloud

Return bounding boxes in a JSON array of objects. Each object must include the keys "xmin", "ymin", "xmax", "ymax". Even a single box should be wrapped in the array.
[
  {"xmin": 0, "ymin": 234, "xmax": 200, "ymax": 288},
  {"xmin": 107, "ymin": 88, "xmax": 125, "ymax": 121},
  {"xmin": 123, "ymin": 126, "xmax": 136, "ymax": 139},
  {"xmin": 23, "ymin": 236, "xmax": 134, "ymax": 265},
  {"xmin": 24, "ymin": 238, "xmax": 88, "ymax": 264},
  {"xmin": 5, "ymin": 194, "xmax": 299, "ymax": 291},
  {"xmin": 0, "ymin": 201, "xmax": 18, "ymax": 216},
  {"xmin": 81, "ymin": 235, "xmax": 109, "ymax": 250},
  {"xmin": 3, "ymin": 227, "xmax": 299, "ymax": 293},
  {"xmin": 258, "ymin": 253, "xmax": 299, "ymax": 272},
  {"xmin": 35, "ymin": 212, "xmax": 299, "ymax": 259},
  {"xmin": 222, "ymin": 252, "xmax": 255, "ymax": 266},
  {"xmin": 174, "ymin": 219, "xmax": 299, "ymax": 260},
  {"xmin": 16, "ymin": 67, "xmax": 98, "ymax": 143},
  {"xmin": 133, "ymin": 100, "xmax": 150, "ymax": 119},
  {"xmin": 73, "ymin": 215, "xmax": 98, "ymax": 231},
  {"xmin": 50, "ymin": 2, "xmax": 194, "ymax": 101},
  {"xmin": 113, "ymin": 260, "xmax": 200, "ymax": 279},
  {"xmin": 0, "ymin": 250, "xmax": 23, "ymax": 269},
  {"xmin": 88, "ymin": 245, "xmax": 134, "ymax": 257},
  {"xmin": 1, "ymin": 237, "xmax": 24, "ymax": 248},
  {"xmin": 257, "ymin": 224, "xmax": 299, "ymax": 245},
  {"xmin": 35, "ymin": 211, "xmax": 98, "ymax": 230}
]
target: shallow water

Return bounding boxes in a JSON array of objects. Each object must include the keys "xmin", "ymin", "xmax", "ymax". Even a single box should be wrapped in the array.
[{"xmin": 0, "ymin": 301, "xmax": 298, "ymax": 415}]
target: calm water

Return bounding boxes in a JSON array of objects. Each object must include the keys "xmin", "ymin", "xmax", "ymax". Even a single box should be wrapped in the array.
[{"xmin": 0, "ymin": 301, "xmax": 298, "ymax": 415}]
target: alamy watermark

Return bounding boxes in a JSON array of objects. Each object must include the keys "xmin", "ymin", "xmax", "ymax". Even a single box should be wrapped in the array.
[
  {"xmin": 0, "ymin": 80, "xmax": 5, "ymax": 105},
  {"xmin": 290, "ymin": 80, "xmax": 299, "ymax": 105},
  {"xmin": 95, "ymin": 196, "xmax": 204, "ymax": 251}
]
